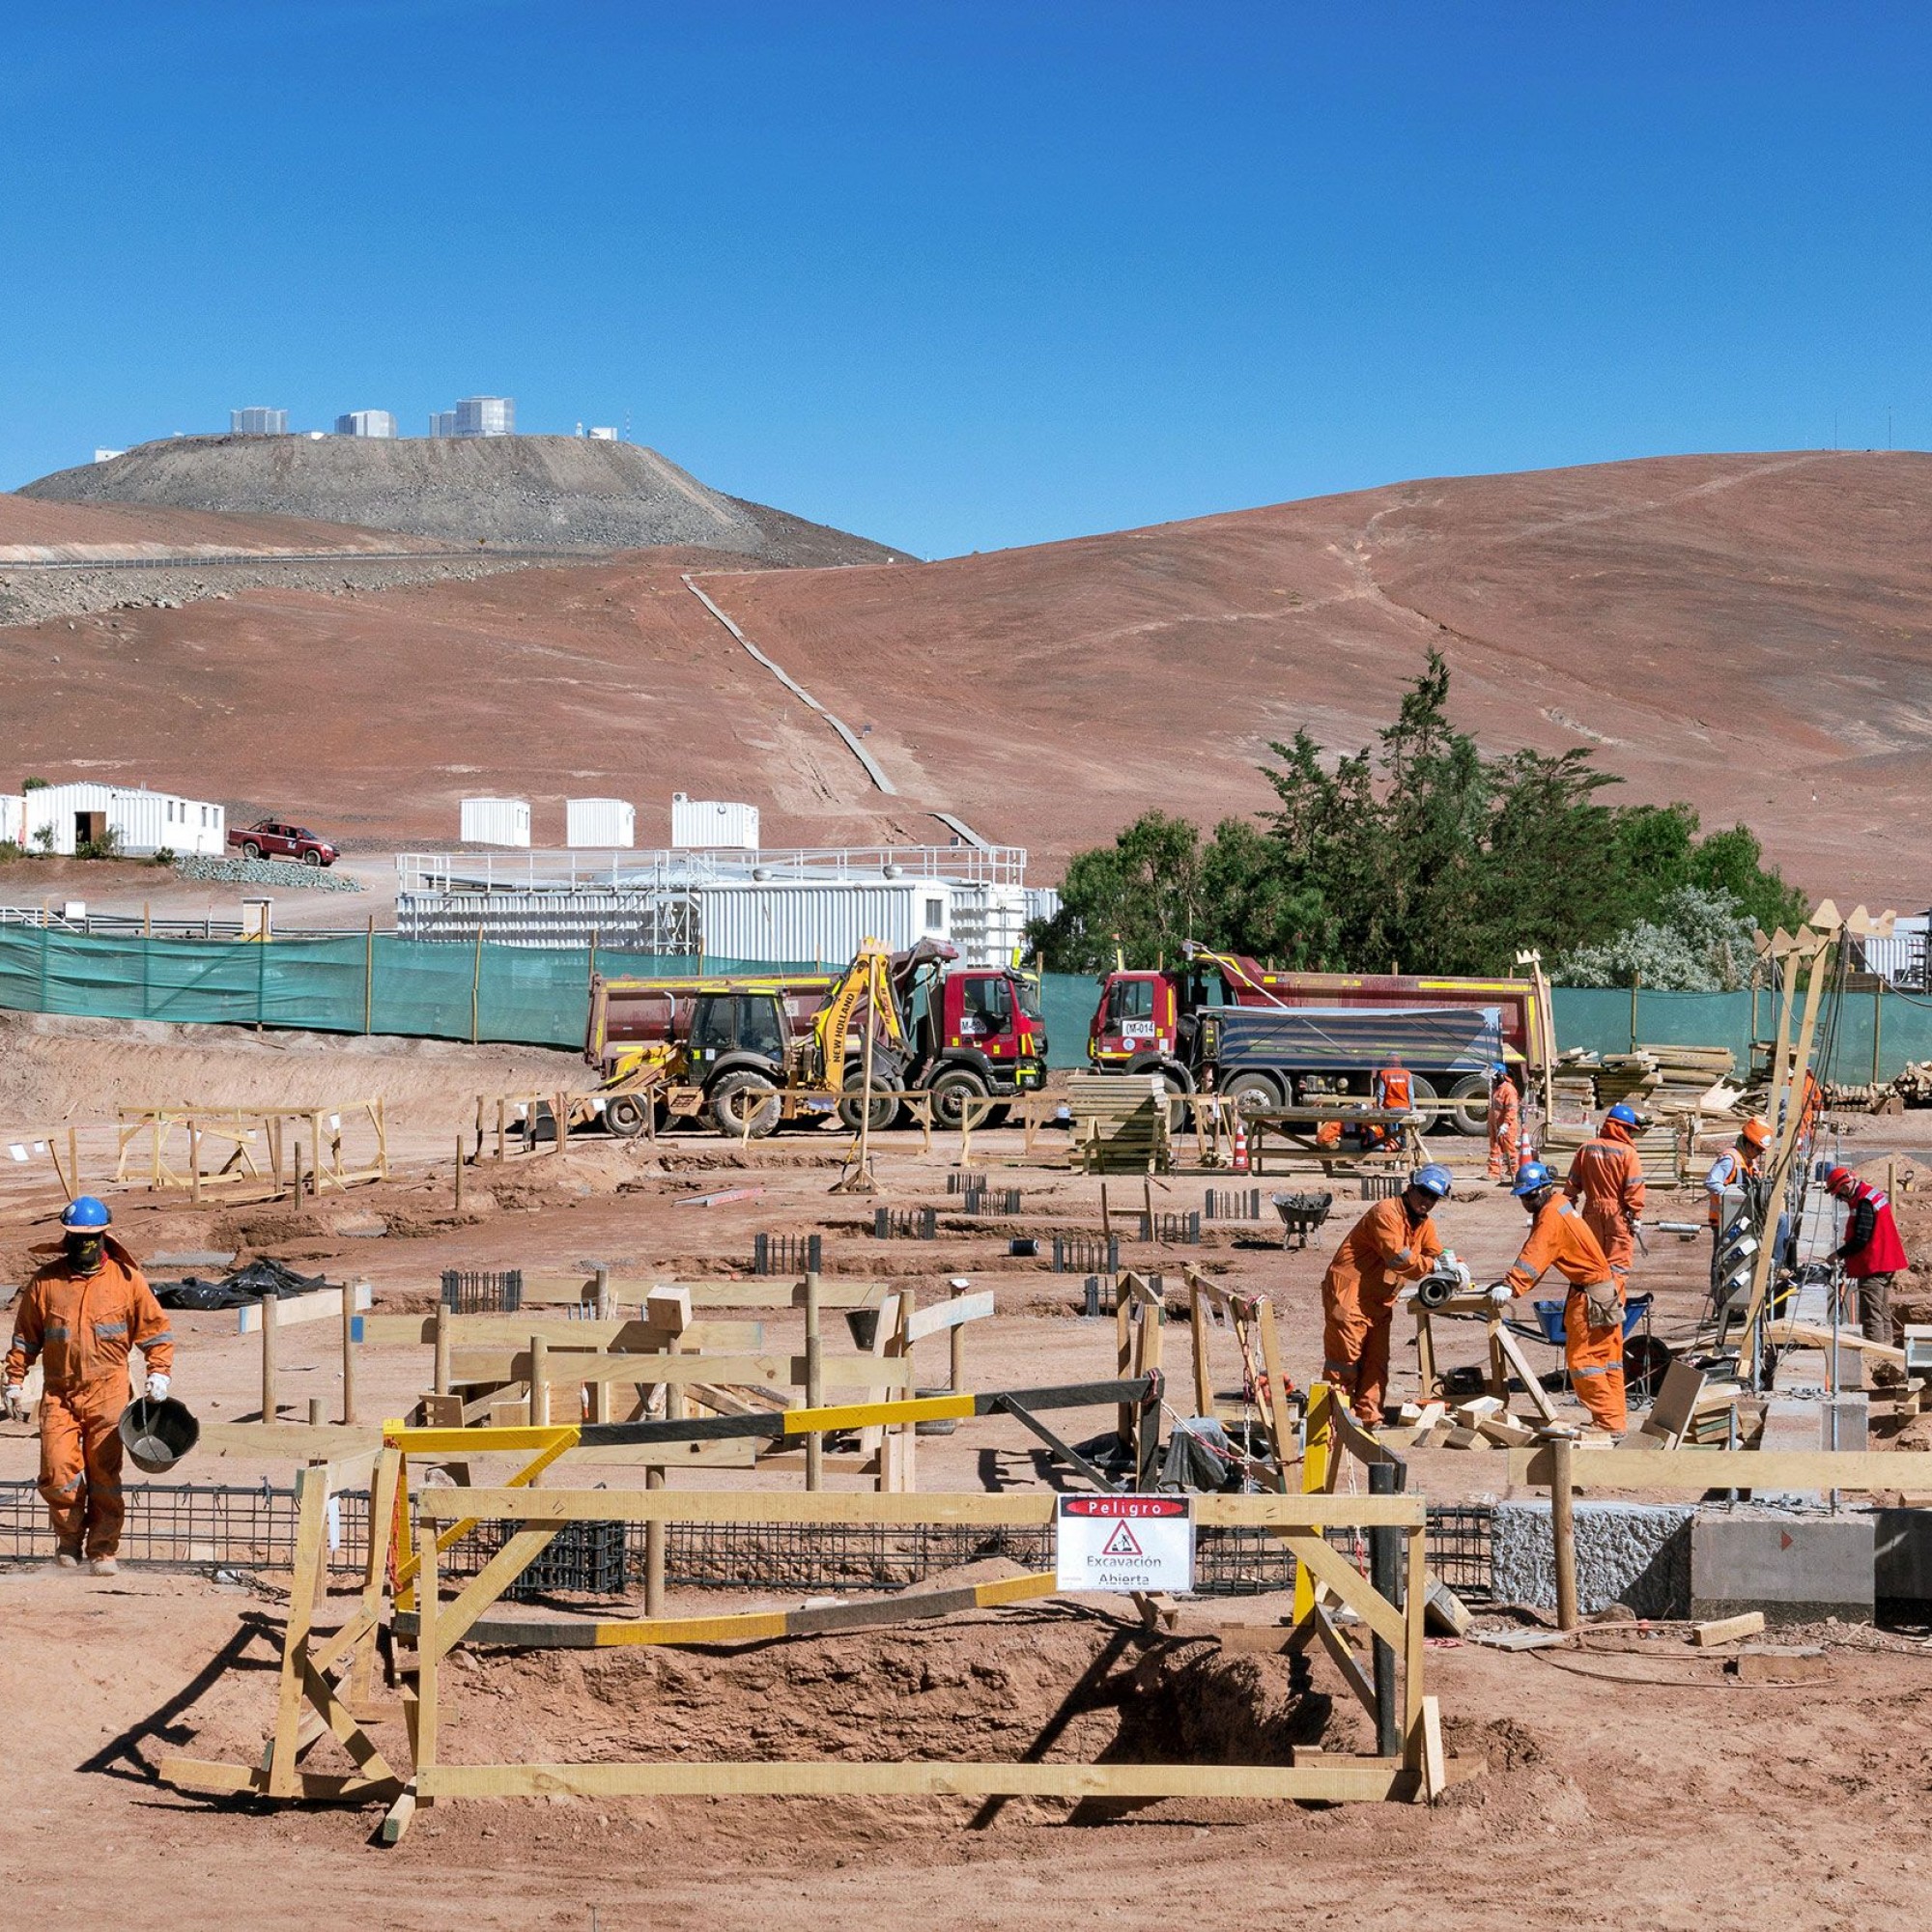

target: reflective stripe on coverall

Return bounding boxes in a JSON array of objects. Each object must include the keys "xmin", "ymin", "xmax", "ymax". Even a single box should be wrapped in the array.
[
  {"xmin": 1487, "ymin": 1077, "xmax": 1520, "ymax": 1179},
  {"xmin": 4, "ymin": 1241, "xmax": 173, "ymax": 1559},
  {"xmin": 1503, "ymin": 1198, "xmax": 1627, "ymax": 1433},
  {"xmin": 1319, "ymin": 1197, "xmax": 1442, "ymax": 1427},
  {"xmin": 1564, "ymin": 1118, "xmax": 1646, "ymax": 1281}
]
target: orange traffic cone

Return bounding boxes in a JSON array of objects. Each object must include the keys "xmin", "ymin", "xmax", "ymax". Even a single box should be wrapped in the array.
[{"xmin": 1232, "ymin": 1120, "xmax": 1250, "ymax": 1173}]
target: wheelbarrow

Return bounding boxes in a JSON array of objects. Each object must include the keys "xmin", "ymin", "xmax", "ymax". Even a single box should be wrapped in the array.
[
  {"xmin": 1271, "ymin": 1190, "xmax": 1334, "ymax": 1250},
  {"xmin": 1517, "ymin": 1291, "xmax": 1671, "ymax": 1402}
]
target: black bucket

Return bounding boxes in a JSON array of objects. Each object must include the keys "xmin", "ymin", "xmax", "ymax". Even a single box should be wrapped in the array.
[
  {"xmin": 118, "ymin": 1396, "xmax": 201, "ymax": 1475},
  {"xmin": 844, "ymin": 1309, "xmax": 881, "ymax": 1350}
]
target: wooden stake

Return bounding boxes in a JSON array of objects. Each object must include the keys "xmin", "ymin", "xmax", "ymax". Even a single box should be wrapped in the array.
[
  {"xmin": 644, "ymin": 1465, "xmax": 667, "ymax": 1616},
  {"xmin": 341, "ymin": 1283, "xmax": 359, "ymax": 1425},
  {"xmin": 260, "ymin": 1288, "xmax": 278, "ymax": 1425},
  {"xmin": 949, "ymin": 1278, "xmax": 967, "ymax": 1397},
  {"xmin": 529, "ymin": 1334, "xmax": 550, "ymax": 1427},
  {"xmin": 1548, "ymin": 1433, "xmax": 1578, "ymax": 1632},
  {"xmin": 433, "ymin": 1305, "xmax": 452, "ymax": 1397},
  {"xmin": 187, "ymin": 1117, "xmax": 201, "ymax": 1206},
  {"xmin": 804, "ymin": 1269, "xmax": 824, "ymax": 1492}
]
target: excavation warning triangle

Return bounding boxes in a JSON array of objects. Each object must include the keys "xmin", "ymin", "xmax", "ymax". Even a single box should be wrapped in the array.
[{"xmin": 1101, "ymin": 1520, "xmax": 1143, "ymax": 1557}]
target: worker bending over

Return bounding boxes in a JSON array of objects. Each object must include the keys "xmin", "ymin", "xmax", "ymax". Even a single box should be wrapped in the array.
[
  {"xmin": 1320, "ymin": 1163, "xmax": 1452, "ymax": 1428},
  {"xmin": 2, "ymin": 1198, "xmax": 173, "ymax": 1575},
  {"xmin": 1564, "ymin": 1102, "xmax": 1646, "ymax": 1283},
  {"xmin": 1705, "ymin": 1116, "xmax": 1771, "ymax": 1263},
  {"xmin": 1824, "ymin": 1166, "xmax": 1910, "ymax": 1359},
  {"xmin": 1490, "ymin": 1161, "xmax": 1627, "ymax": 1434},
  {"xmin": 1486, "ymin": 1062, "xmax": 1520, "ymax": 1183}
]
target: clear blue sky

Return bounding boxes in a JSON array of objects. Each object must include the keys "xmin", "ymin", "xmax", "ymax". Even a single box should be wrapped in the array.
[{"xmin": 4, "ymin": 2, "xmax": 1928, "ymax": 557}]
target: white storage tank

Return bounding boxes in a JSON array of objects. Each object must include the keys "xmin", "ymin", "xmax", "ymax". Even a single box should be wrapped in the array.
[
  {"xmin": 696, "ymin": 879, "xmax": 949, "ymax": 966},
  {"xmin": 670, "ymin": 793, "xmax": 759, "ymax": 851},
  {"xmin": 460, "ymin": 798, "xmax": 532, "ymax": 848},
  {"xmin": 20, "ymin": 781, "xmax": 224, "ymax": 857},
  {"xmin": 566, "ymin": 798, "xmax": 636, "ymax": 849}
]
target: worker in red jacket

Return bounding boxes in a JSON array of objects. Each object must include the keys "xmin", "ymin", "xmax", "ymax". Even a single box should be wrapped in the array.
[
  {"xmin": 3, "ymin": 1197, "xmax": 175, "ymax": 1574},
  {"xmin": 1564, "ymin": 1102, "xmax": 1647, "ymax": 1284},
  {"xmin": 1824, "ymin": 1166, "xmax": 1910, "ymax": 1353}
]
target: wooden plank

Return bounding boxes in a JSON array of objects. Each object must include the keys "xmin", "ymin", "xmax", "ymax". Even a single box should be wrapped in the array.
[
  {"xmin": 195, "ymin": 1421, "xmax": 384, "ymax": 1459},
  {"xmin": 265, "ymin": 1468, "xmax": 327, "ymax": 1798},
  {"xmin": 904, "ymin": 1290, "xmax": 996, "ymax": 1344},
  {"xmin": 1307, "ymin": 1603, "xmax": 1377, "ymax": 1716},
  {"xmin": 413, "ymin": 1487, "xmax": 1427, "ymax": 1527},
  {"xmin": 1419, "ymin": 1695, "xmax": 1447, "ymax": 1804},
  {"xmin": 415, "ymin": 1760, "xmax": 1416, "ymax": 1803},
  {"xmin": 237, "ymin": 1283, "xmax": 373, "ymax": 1334},
  {"xmin": 297, "ymin": 1656, "xmax": 398, "ymax": 1786},
  {"xmin": 450, "ymin": 1350, "xmax": 912, "ymax": 1391},
  {"xmin": 158, "ymin": 1757, "xmax": 399, "ymax": 1802},
  {"xmin": 1506, "ymin": 1447, "xmax": 1932, "ymax": 1492},
  {"xmin": 1272, "ymin": 1529, "xmax": 1408, "ymax": 1652},
  {"xmin": 1770, "ymin": 1321, "xmax": 1908, "ymax": 1366},
  {"xmin": 1492, "ymin": 1322, "xmax": 1560, "ymax": 1424},
  {"xmin": 357, "ymin": 1314, "xmax": 760, "ymax": 1350},
  {"xmin": 429, "ymin": 1528, "xmax": 561, "ymax": 1660},
  {"xmin": 562, "ymin": 1437, "xmax": 760, "ymax": 1469},
  {"xmin": 1694, "ymin": 1610, "xmax": 1767, "ymax": 1646}
]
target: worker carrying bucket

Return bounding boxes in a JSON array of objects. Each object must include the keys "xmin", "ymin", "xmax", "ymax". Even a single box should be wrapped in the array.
[{"xmin": 3, "ymin": 1196, "xmax": 180, "ymax": 1576}]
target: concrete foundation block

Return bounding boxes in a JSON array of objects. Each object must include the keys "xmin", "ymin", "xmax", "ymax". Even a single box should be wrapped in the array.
[
  {"xmin": 1820, "ymin": 1393, "xmax": 1868, "ymax": 1452},
  {"xmin": 1492, "ymin": 1500, "xmax": 1692, "ymax": 1617},
  {"xmin": 1874, "ymin": 1508, "xmax": 1932, "ymax": 1602},
  {"xmin": 1690, "ymin": 1512, "xmax": 1874, "ymax": 1626}
]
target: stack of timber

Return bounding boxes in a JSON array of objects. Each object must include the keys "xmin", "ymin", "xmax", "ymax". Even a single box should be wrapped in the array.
[
  {"xmin": 1066, "ymin": 1072, "xmax": 1172, "ymax": 1174},
  {"xmin": 1639, "ymin": 1043, "xmax": 1741, "ymax": 1120},
  {"xmin": 1551, "ymin": 1060, "xmax": 1600, "ymax": 1122}
]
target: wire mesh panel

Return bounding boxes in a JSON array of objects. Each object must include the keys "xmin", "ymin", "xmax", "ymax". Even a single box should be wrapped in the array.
[
  {"xmin": 1203, "ymin": 1187, "xmax": 1264, "ymax": 1222},
  {"xmin": 1053, "ymin": 1233, "xmax": 1121, "ymax": 1274},
  {"xmin": 499, "ymin": 1520, "xmax": 628, "ymax": 1598},
  {"xmin": 441, "ymin": 1269, "xmax": 524, "ymax": 1315},
  {"xmin": 752, "ymin": 1233, "xmax": 822, "ymax": 1277},
  {"xmin": 1136, "ymin": 1210, "xmax": 1202, "ymax": 1245},
  {"xmin": 873, "ymin": 1206, "xmax": 938, "ymax": 1240}
]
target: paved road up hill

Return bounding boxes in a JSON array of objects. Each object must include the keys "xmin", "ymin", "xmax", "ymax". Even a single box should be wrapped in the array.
[{"xmin": 21, "ymin": 435, "xmax": 904, "ymax": 564}]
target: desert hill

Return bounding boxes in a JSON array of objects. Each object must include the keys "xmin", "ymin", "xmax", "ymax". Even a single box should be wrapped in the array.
[
  {"xmin": 20, "ymin": 434, "xmax": 903, "ymax": 566},
  {"xmin": 1, "ymin": 449, "xmax": 1927, "ymax": 899}
]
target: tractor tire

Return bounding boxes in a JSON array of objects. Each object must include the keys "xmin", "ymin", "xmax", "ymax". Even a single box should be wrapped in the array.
[
  {"xmin": 605, "ymin": 1094, "xmax": 650, "ymax": 1138},
  {"xmin": 928, "ymin": 1066, "xmax": 990, "ymax": 1131},
  {"xmin": 1445, "ymin": 1074, "xmax": 1491, "ymax": 1136},
  {"xmin": 838, "ymin": 1068, "xmax": 901, "ymax": 1133},
  {"xmin": 1223, "ymin": 1071, "xmax": 1284, "ymax": 1119},
  {"xmin": 709, "ymin": 1070, "xmax": 781, "ymax": 1139}
]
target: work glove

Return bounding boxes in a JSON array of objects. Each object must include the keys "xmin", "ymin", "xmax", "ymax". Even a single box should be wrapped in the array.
[
  {"xmin": 144, "ymin": 1374, "xmax": 170, "ymax": 1404},
  {"xmin": 1486, "ymin": 1283, "xmax": 1513, "ymax": 1307},
  {"xmin": 3, "ymin": 1384, "xmax": 26, "ymax": 1422}
]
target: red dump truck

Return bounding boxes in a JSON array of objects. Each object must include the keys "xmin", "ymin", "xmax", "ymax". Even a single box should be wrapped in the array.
[{"xmin": 1087, "ymin": 945, "xmax": 1553, "ymax": 1132}]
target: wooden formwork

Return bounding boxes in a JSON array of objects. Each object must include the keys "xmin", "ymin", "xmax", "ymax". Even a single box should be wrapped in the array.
[
  {"xmin": 159, "ymin": 1454, "xmax": 1447, "ymax": 1838},
  {"xmin": 114, "ymin": 1099, "xmax": 387, "ymax": 1201}
]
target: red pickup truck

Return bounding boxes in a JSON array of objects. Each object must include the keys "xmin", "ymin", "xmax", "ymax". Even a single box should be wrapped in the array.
[{"xmin": 228, "ymin": 819, "xmax": 340, "ymax": 867}]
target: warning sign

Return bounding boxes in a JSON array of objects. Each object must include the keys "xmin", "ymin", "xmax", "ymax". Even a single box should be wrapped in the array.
[{"xmin": 1056, "ymin": 1494, "xmax": 1194, "ymax": 1593}]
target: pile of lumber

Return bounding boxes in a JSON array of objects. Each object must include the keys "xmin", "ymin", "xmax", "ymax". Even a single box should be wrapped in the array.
[
  {"xmin": 1640, "ymin": 1043, "xmax": 1741, "ymax": 1118},
  {"xmin": 1066, "ymin": 1072, "xmax": 1171, "ymax": 1174}
]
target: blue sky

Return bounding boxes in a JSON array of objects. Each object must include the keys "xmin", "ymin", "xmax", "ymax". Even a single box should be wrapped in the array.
[{"xmin": 4, "ymin": 2, "xmax": 1928, "ymax": 557}]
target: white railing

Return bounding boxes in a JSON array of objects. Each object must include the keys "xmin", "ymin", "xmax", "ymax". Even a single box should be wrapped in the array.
[{"xmin": 395, "ymin": 843, "xmax": 1031, "ymax": 895}]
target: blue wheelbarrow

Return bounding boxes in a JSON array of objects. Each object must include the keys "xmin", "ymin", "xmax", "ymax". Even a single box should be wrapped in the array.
[{"xmin": 1514, "ymin": 1292, "xmax": 1670, "ymax": 1401}]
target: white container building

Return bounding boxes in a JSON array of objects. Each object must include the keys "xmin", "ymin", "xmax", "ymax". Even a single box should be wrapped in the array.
[
  {"xmin": 459, "ymin": 798, "xmax": 532, "ymax": 847},
  {"xmin": 20, "ymin": 782, "xmax": 224, "ymax": 857},
  {"xmin": 0, "ymin": 796, "xmax": 21, "ymax": 845},
  {"xmin": 566, "ymin": 798, "xmax": 636, "ymax": 849},
  {"xmin": 696, "ymin": 879, "xmax": 951, "ymax": 967},
  {"xmin": 670, "ymin": 794, "xmax": 759, "ymax": 851}
]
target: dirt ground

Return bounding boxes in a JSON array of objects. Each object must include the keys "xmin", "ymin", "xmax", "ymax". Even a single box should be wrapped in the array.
[{"xmin": 7, "ymin": 1027, "xmax": 1932, "ymax": 1927}]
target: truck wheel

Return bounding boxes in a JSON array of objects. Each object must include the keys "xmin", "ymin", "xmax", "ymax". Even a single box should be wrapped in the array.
[
  {"xmin": 1223, "ymin": 1071, "xmax": 1283, "ymax": 1118},
  {"xmin": 710, "ymin": 1071, "xmax": 781, "ymax": 1139},
  {"xmin": 605, "ymin": 1094, "xmax": 652, "ymax": 1138},
  {"xmin": 242, "ymin": 841, "xmax": 260, "ymax": 860},
  {"xmin": 302, "ymin": 848, "xmax": 322, "ymax": 867},
  {"xmin": 1445, "ymin": 1074, "xmax": 1490, "ymax": 1136},
  {"xmin": 980, "ymin": 1104, "xmax": 1011, "ymax": 1130},
  {"xmin": 1406, "ymin": 1071, "xmax": 1438, "ymax": 1133},
  {"xmin": 838, "ymin": 1068, "xmax": 901, "ymax": 1133},
  {"xmin": 928, "ymin": 1067, "xmax": 989, "ymax": 1130}
]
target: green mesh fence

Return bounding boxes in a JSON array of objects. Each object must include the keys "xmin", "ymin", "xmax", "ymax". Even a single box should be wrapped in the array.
[{"xmin": 5, "ymin": 933, "xmax": 1932, "ymax": 1081}]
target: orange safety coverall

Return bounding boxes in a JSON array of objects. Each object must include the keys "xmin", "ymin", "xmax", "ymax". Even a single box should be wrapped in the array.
[
  {"xmin": 1487, "ymin": 1076, "xmax": 1520, "ymax": 1179},
  {"xmin": 4, "ymin": 1241, "xmax": 174, "ymax": 1559},
  {"xmin": 1320, "ymin": 1197, "xmax": 1442, "ymax": 1427},
  {"xmin": 1503, "ymin": 1199, "xmax": 1626, "ymax": 1433},
  {"xmin": 1369, "ymin": 1065, "xmax": 1413, "ymax": 1151},
  {"xmin": 1564, "ymin": 1118, "xmax": 1647, "ymax": 1282}
]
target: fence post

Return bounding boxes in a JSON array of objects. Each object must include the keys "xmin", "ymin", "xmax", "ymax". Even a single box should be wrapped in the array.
[
  {"xmin": 1874, "ymin": 982, "xmax": 1884, "ymax": 1085},
  {"xmin": 364, "ymin": 916, "xmax": 375, "ymax": 1036},
  {"xmin": 260, "ymin": 1289, "xmax": 278, "ymax": 1425},
  {"xmin": 1629, "ymin": 975, "xmax": 1640, "ymax": 1051},
  {"xmin": 433, "ymin": 1305, "xmax": 451, "ymax": 1397},
  {"xmin": 1369, "ymin": 1461, "xmax": 1401, "ymax": 1758},
  {"xmin": 341, "ymin": 1282, "xmax": 359, "ymax": 1425},
  {"xmin": 1548, "ymin": 1434, "xmax": 1578, "ymax": 1632},
  {"xmin": 805, "ymin": 1269, "xmax": 824, "ymax": 1492},
  {"xmin": 644, "ymin": 1466, "xmax": 667, "ymax": 1616}
]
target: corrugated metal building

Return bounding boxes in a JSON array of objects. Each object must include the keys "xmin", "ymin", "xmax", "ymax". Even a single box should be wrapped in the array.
[
  {"xmin": 670, "ymin": 794, "xmax": 759, "ymax": 850},
  {"xmin": 460, "ymin": 798, "xmax": 531, "ymax": 847},
  {"xmin": 566, "ymin": 799, "xmax": 636, "ymax": 849},
  {"xmin": 18, "ymin": 782, "xmax": 224, "ymax": 857}
]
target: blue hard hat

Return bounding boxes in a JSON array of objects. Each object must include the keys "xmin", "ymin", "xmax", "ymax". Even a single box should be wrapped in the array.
[
  {"xmin": 1605, "ymin": 1102, "xmax": 1640, "ymax": 1129},
  {"xmin": 1511, "ymin": 1161, "xmax": 1556, "ymax": 1198},
  {"xmin": 1408, "ymin": 1164, "xmax": 1454, "ymax": 1200},
  {"xmin": 61, "ymin": 1195, "xmax": 111, "ymax": 1231},
  {"xmin": 1491, "ymin": 1062, "xmax": 1509, "ymax": 1081}
]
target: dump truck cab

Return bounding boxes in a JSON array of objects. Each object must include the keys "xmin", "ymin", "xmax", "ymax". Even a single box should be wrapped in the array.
[{"xmin": 912, "ymin": 965, "xmax": 1048, "ymax": 1126}]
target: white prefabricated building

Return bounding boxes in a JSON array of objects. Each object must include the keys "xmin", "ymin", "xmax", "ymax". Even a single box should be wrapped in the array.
[
  {"xmin": 696, "ymin": 878, "xmax": 952, "ymax": 965},
  {"xmin": 460, "ymin": 798, "xmax": 532, "ymax": 848},
  {"xmin": 670, "ymin": 793, "xmax": 759, "ymax": 851},
  {"xmin": 566, "ymin": 798, "xmax": 636, "ymax": 849},
  {"xmin": 17, "ymin": 781, "xmax": 225, "ymax": 857}
]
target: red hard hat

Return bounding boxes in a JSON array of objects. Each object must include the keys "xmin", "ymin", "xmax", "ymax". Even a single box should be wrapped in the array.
[{"xmin": 1825, "ymin": 1166, "xmax": 1856, "ymax": 1195}]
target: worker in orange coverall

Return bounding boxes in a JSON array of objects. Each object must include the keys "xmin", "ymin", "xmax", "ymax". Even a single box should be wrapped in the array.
[
  {"xmin": 1563, "ymin": 1101, "xmax": 1647, "ymax": 1284},
  {"xmin": 1490, "ymin": 1162, "xmax": 1627, "ymax": 1433},
  {"xmin": 3, "ymin": 1196, "xmax": 174, "ymax": 1575},
  {"xmin": 1320, "ymin": 1164, "xmax": 1453, "ymax": 1427},
  {"xmin": 1486, "ymin": 1061, "xmax": 1520, "ymax": 1182}
]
